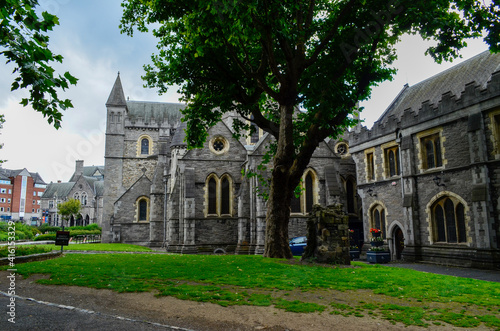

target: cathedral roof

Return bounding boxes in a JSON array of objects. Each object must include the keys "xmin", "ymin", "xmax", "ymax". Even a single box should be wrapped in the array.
[
  {"xmin": 377, "ymin": 50, "xmax": 500, "ymax": 125},
  {"xmin": 126, "ymin": 101, "xmax": 184, "ymax": 125},
  {"xmin": 106, "ymin": 73, "xmax": 127, "ymax": 107}
]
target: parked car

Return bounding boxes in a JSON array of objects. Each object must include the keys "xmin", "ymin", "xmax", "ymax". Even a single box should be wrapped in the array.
[{"xmin": 289, "ymin": 236, "xmax": 307, "ymax": 256}]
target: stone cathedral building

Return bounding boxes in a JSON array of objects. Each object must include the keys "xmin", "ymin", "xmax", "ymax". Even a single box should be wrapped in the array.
[
  {"xmin": 101, "ymin": 74, "xmax": 360, "ymax": 254},
  {"xmin": 349, "ymin": 51, "xmax": 500, "ymax": 269}
]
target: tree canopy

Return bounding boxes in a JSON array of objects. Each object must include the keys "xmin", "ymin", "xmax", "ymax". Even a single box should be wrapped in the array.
[
  {"xmin": 58, "ymin": 198, "xmax": 81, "ymax": 228},
  {"xmin": 0, "ymin": 0, "xmax": 77, "ymax": 129},
  {"xmin": 121, "ymin": 0, "xmax": 500, "ymax": 258}
]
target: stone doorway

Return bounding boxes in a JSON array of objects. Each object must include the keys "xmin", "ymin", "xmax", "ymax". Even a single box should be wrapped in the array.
[{"xmin": 394, "ymin": 226, "xmax": 405, "ymax": 260}]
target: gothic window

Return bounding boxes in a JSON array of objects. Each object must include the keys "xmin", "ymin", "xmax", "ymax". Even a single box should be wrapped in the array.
[
  {"xmin": 432, "ymin": 197, "xmax": 467, "ymax": 243},
  {"xmin": 336, "ymin": 142, "xmax": 349, "ymax": 156},
  {"xmin": 81, "ymin": 193, "xmax": 88, "ymax": 205},
  {"xmin": 208, "ymin": 177, "xmax": 217, "ymax": 215},
  {"xmin": 209, "ymin": 136, "xmax": 229, "ymax": 154},
  {"xmin": 366, "ymin": 152, "xmax": 375, "ymax": 181},
  {"xmin": 116, "ymin": 113, "xmax": 121, "ymax": 123},
  {"xmin": 141, "ymin": 138, "xmax": 149, "ymax": 155},
  {"xmin": 74, "ymin": 193, "xmax": 80, "ymax": 202},
  {"xmin": 206, "ymin": 174, "xmax": 233, "ymax": 217},
  {"xmin": 492, "ymin": 112, "xmax": 500, "ymax": 157},
  {"xmin": 249, "ymin": 115, "xmax": 260, "ymax": 144},
  {"xmin": 110, "ymin": 112, "xmax": 114, "ymax": 123},
  {"xmin": 136, "ymin": 197, "xmax": 150, "ymax": 222},
  {"xmin": 371, "ymin": 204, "xmax": 386, "ymax": 239},
  {"xmin": 420, "ymin": 133, "xmax": 443, "ymax": 169},
  {"xmin": 346, "ymin": 177, "xmax": 356, "ymax": 214},
  {"xmin": 290, "ymin": 169, "xmax": 318, "ymax": 215},
  {"xmin": 137, "ymin": 135, "xmax": 153, "ymax": 156},
  {"xmin": 384, "ymin": 145, "xmax": 400, "ymax": 177}
]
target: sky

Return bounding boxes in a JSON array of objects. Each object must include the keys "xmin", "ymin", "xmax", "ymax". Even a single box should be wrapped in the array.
[{"xmin": 0, "ymin": 0, "xmax": 491, "ymax": 183}]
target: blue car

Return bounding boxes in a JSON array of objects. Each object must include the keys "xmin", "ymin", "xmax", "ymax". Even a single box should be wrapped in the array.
[{"xmin": 289, "ymin": 236, "xmax": 307, "ymax": 256}]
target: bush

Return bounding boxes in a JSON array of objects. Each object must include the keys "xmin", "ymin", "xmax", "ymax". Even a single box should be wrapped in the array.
[
  {"xmin": 38, "ymin": 224, "xmax": 61, "ymax": 233},
  {"xmin": 0, "ymin": 245, "xmax": 53, "ymax": 257},
  {"xmin": 34, "ymin": 233, "xmax": 56, "ymax": 241}
]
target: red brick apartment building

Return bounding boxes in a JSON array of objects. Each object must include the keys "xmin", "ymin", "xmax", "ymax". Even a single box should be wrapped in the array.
[{"xmin": 0, "ymin": 167, "xmax": 47, "ymax": 224}]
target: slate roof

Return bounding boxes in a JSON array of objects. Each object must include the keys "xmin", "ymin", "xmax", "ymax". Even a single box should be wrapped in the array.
[
  {"xmin": 68, "ymin": 166, "xmax": 104, "ymax": 182},
  {"xmin": 106, "ymin": 73, "xmax": 127, "ymax": 107},
  {"xmin": 41, "ymin": 182, "xmax": 75, "ymax": 199},
  {"xmin": 377, "ymin": 51, "xmax": 500, "ymax": 125},
  {"xmin": 126, "ymin": 101, "xmax": 184, "ymax": 125},
  {"xmin": 0, "ymin": 168, "xmax": 46, "ymax": 185}
]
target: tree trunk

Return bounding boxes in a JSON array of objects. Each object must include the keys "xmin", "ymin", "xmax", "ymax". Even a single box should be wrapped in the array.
[
  {"xmin": 263, "ymin": 167, "xmax": 294, "ymax": 259},
  {"xmin": 263, "ymin": 103, "xmax": 297, "ymax": 259}
]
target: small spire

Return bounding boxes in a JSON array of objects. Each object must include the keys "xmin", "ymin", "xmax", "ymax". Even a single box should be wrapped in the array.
[{"xmin": 106, "ymin": 72, "xmax": 127, "ymax": 107}]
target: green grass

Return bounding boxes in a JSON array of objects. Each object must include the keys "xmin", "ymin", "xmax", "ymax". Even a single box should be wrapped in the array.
[{"xmin": 2, "ymin": 254, "xmax": 499, "ymax": 328}]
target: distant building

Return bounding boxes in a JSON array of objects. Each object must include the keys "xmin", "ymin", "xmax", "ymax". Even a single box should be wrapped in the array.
[
  {"xmin": 349, "ymin": 51, "xmax": 500, "ymax": 269},
  {"xmin": 40, "ymin": 160, "xmax": 104, "ymax": 227},
  {"xmin": 0, "ymin": 167, "xmax": 47, "ymax": 224}
]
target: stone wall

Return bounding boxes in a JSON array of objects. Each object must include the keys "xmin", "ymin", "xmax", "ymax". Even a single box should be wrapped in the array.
[{"xmin": 303, "ymin": 204, "xmax": 350, "ymax": 264}]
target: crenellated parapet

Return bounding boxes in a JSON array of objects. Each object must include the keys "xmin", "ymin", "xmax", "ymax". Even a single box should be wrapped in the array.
[{"xmin": 350, "ymin": 69, "xmax": 500, "ymax": 145}]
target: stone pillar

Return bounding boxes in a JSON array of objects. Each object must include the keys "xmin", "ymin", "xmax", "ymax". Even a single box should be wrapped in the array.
[{"xmin": 302, "ymin": 204, "xmax": 350, "ymax": 265}]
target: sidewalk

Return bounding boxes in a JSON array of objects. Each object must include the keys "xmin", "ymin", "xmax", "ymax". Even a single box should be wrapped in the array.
[{"xmin": 383, "ymin": 261, "xmax": 500, "ymax": 283}]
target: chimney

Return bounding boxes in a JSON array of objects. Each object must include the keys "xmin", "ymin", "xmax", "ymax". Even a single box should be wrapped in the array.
[{"xmin": 75, "ymin": 160, "xmax": 84, "ymax": 177}]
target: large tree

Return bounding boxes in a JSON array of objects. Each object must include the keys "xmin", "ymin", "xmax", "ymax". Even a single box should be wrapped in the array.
[
  {"xmin": 0, "ymin": 0, "xmax": 77, "ymax": 129},
  {"xmin": 120, "ymin": 0, "xmax": 499, "ymax": 258}
]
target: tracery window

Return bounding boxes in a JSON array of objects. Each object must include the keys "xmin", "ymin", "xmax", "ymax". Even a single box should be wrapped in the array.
[
  {"xmin": 384, "ymin": 145, "xmax": 400, "ymax": 177},
  {"xmin": 206, "ymin": 174, "xmax": 233, "ymax": 217},
  {"xmin": 420, "ymin": 133, "xmax": 443, "ymax": 169},
  {"xmin": 370, "ymin": 204, "xmax": 386, "ymax": 239},
  {"xmin": 433, "ymin": 197, "xmax": 467, "ymax": 243}
]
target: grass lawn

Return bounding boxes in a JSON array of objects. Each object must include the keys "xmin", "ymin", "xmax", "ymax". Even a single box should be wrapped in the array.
[{"xmin": 3, "ymin": 254, "xmax": 499, "ymax": 328}]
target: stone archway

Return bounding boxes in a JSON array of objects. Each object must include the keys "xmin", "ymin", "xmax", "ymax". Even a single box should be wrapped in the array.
[{"xmin": 393, "ymin": 226, "xmax": 405, "ymax": 260}]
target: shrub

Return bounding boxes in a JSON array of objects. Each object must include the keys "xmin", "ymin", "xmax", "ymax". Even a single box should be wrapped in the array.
[
  {"xmin": 38, "ymin": 224, "xmax": 61, "ymax": 233},
  {"xmin": 34, "ymin": 233, "xmax": 56, "ymax": 241},
  {"xmin": 0, "ymin": 245, "xmax": 53, "ymax": 257}
]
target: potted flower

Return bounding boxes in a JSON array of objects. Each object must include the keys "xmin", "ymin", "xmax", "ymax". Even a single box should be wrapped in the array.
[{"xmin": 367, "ymin": 228, "xmax": 390, "ymax": 264}]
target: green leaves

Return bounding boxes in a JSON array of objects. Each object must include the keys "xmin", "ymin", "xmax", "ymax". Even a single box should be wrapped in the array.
[{"xmin": 1, "ymin": 0, "xmax": 78, "ymax": 129}]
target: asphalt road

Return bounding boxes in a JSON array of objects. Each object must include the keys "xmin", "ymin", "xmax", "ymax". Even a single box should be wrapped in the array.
[{"xmin": 0, "ymin": 294, "xmax": 195, "ymax": 331}]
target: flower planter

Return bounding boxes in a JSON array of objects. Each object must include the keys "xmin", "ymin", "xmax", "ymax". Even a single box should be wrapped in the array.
[
  {"xmin": 370, "ymin": 240, "xmax": 384, "ymax": 247},
  {"xmin": 349, "ymin": 249, "xmax": 360, "ymax": 260},
  {"xmin": 366, "ymin": 251, "xmax": 391, "ymax": 264}
]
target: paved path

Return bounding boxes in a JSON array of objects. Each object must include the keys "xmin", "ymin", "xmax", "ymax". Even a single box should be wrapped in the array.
[
  {"xmin": 381, "ymin": 262, "xmax": 500, "ymax": 282},
  {"xmin": 0, "ymin": 294, "xmax": 194, "ymax": 331}
]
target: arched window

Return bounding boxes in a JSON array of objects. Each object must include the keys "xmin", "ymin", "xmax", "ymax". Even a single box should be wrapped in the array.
[
  {"xmin": 141, "ymin": 138, "xmax": 150, "ymax": 155},
  {"xmin": 81, "ymin": 193, "xmax": 88, "ymax": 206},
  {"xmin": 205, "ymin": 174, "xmax": 233, "ymax": 217},
  {"xmin": 74, "ymin": 193, "xmax": 80, "ymax": 202},
  {"xmin": 208, "ymin": 177, "xmax": 217, "ymax": 215},
  {"xmin": 137, "ymin": 135, "xmax": 153, "ymax": 156},
  {"xmin": 370, "ymin": 204, "xmax": 386, "ymax": 239},
  {"xmin": 221, "ymin": 176, "xmax": 230, "ymax": 215},
  {"xmin": 346, "ymin": 178, "xmax": 356, "ymax": 214},
  {"xmin": 136, "ymin": 197, "xmax": 150, "ymax": 222},
  {"xmin": 290, "ymin": 169, "xmax": 318, "ymax": 215},
  {"xmin": 432, "ymin": 197, "xmax": 467, "ymax": 243}
]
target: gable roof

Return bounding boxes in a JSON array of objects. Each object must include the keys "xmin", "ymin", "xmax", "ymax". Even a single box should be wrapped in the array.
[
  {"xmin": 377, "ymin": 51, "xmax": 500, "ymax": 125},
  {"xmin": 41, "ymin": 182, "xmax": 75, "ymax": 199}
]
